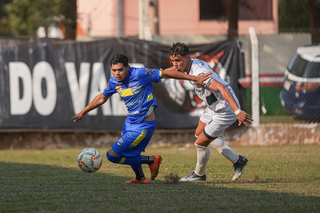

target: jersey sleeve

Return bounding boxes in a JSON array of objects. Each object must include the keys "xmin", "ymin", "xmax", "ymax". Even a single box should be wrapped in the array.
[
  {"xmin": 102, "ymin": 79, "xmax": 117, "ymax": 97},
  {"xmin": 135, "ymin": 67, "xmax": 162, "ymax": 86},
  {"xmin": 193, "ymin": 64, "xmax": 216, "ymax": 86}
]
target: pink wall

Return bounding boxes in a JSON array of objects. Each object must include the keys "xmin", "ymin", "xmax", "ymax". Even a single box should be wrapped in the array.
[
  {"xmin": 77, "ymin": 0, "xmax": 117, "ymax": 37},
  {"xmin": 77, "ymin": 0, "xmax": 278, "ymax": 37}
]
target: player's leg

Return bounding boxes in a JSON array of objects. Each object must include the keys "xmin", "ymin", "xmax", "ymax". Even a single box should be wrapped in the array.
[
  {"xmin": 195, "ymin": 119, "xmax": 207, "ymax": 138},
  {"xmin": 205, "ymin": 107, "xmax": 248, "ymax": 180},
  {"xmin": 106, "ymin": 119, "xmax": 161, "ymax": 183},
  {"xmin": 107, "ymin": 149, "xmax": 149, "ymax": 184},
  {"xmin": 180, "ymin": 109, "xmax": 213, "ymax": 181},
  {"xmin": 181, "ymin": 107, "xmax": 248, "ymax": 181}
]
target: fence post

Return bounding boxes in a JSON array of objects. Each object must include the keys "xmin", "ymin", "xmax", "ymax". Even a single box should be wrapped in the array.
[{"xmin": 249, "ymin": 26, "xmax": 259, "ymax": 126}]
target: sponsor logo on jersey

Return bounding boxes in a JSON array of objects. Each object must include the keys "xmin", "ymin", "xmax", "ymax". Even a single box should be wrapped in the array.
[
  {"xmin": 117, "ymin": 138, "xmax": 124, "ymax": 145},
  {"xmin": 131, "ymin": 86, "xmax": 141, "ymax": 94},
  {"xmin": 116, "ymin": 85, "xmax": 122, "ymax": 90}
]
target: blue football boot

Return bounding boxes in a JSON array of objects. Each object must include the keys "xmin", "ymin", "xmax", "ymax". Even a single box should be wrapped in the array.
[{"xmin": 180, "ymin": 171, "xmax": 206, "ymax": 181}]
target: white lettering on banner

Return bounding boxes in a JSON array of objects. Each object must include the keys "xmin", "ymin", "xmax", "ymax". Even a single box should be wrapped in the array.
[
  {"xmin": 33, "ymin": 62, "xmax": 57, "ymax": 116},
  {"xmin": 9, "ymin": 62, "xmax": 33, "ymax": 115},
  {"xmin": 65, "ymin": 62, "xmax": 127, "ymax": 116},
  {"xmin": 65, "ymin": 62, "xmax": 90, "ymax": 114},
  {"xmin": 8, "ymin": 61, "xmax": 135, "ymax": 116},
  {"xmin": 88, "ymin": 62, "xmax": 112, "ymax": 115}
]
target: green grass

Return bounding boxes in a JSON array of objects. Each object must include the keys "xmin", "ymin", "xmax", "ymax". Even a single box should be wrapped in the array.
[{"xmin": 1, "ymin": 145, "xmax": 320, "ymax": 213}]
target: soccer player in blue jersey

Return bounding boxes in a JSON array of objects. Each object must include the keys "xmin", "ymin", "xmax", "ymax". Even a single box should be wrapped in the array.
[{"xmin": 71, "ymin": 53, "xmax": 212, "ymax": 184}]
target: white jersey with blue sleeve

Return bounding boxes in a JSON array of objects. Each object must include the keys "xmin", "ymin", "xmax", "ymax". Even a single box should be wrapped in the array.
[{"xmin": 187, "ymin": 58, "xmax": 240, "ymax": 112}]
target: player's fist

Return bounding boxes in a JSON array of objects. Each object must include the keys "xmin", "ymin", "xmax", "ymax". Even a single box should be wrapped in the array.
[{"xmin": 71, "ymin": 113, "xmax": 84, "ymax": 122}]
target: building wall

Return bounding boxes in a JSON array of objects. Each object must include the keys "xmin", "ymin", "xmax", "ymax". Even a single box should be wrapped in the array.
[
  {"xmin": 77, "ymin": 0, "xmax": 278, "ymax": 37},
  {"xmin": 77, "ymin": 0, "xmax": 117, "ymax": 37}
]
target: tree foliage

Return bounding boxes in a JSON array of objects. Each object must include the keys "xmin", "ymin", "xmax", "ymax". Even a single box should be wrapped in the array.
[
  {"xmin": 0, "ymin": 0, "xmax": 74, "ymax": 38},
  {"xmin": 278, "ymin": 0, "xmax": 310, "ymax": 32}
]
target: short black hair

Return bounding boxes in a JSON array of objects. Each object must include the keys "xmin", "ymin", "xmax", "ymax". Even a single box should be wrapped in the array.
[
  {"xmin": 169, "ymin": 42, "xmax": 189, "ymax": 56},
  {"xmin": 110, "ymin": 53, "xmax": 129, "ymax": 67}
]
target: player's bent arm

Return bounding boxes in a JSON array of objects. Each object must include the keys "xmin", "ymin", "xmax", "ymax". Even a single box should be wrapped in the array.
[
  {"xmin": 207, "ymin": 79, "xmax": 240, "ymax": 113},
  {"xmin": 71, "ymin": 93, "xmax": 109, "ymax": 122},
  {"xmin": 208, "ymin": 79, "xmax": 253, "ymax": 127}
]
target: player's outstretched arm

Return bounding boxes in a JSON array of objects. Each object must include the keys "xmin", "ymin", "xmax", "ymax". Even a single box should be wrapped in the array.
[
  {"xmin": 207, "ymin": 79, "xmax": 253, "ymax": 127},
  {"xmin": 71, "ymin": 93, "xmax": 109, "ymax": 122},
  {"xmin": 162, "ymin": 68, "xmax": 212, "ymax": 85}
]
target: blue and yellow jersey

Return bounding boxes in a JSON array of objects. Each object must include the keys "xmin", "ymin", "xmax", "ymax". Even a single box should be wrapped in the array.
[{"xmin": 103, "ymin": 67, "xmax": 162, "ymax": 124}]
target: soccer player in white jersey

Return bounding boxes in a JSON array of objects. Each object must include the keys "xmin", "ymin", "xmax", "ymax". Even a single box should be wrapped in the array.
[{"xmin": 168, "ymin": 42, "xmax": 253, "ymax": 181}]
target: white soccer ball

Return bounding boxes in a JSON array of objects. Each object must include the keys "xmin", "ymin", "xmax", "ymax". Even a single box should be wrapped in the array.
[{"xmin": 77, "ymin": 148, "xmax": 103, "ymax": 173}]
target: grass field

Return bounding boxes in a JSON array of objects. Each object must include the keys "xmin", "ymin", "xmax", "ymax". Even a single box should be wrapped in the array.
[{"xmin": 1, "ymin": 144, "xmax": 320, "ymax": 213}]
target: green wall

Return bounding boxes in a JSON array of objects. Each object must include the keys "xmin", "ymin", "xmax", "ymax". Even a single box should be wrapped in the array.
[{"xmin": 245, "ymin": 86, "xmax": 289, "ymax": 116}]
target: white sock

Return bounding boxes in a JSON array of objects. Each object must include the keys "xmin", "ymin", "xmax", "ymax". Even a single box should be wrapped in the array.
[
  {"xmin": 194, "ymin": 143, "xmax": 210, "ymax": 176},
  {"xmin": 209, "ymin": 137, "xmax": 239, "ymax": 164}
]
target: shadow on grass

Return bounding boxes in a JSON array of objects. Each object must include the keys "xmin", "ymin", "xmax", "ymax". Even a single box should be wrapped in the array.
[{"xmin": 1, "ymin": 162, "xmax": 319, "ymax": 213}]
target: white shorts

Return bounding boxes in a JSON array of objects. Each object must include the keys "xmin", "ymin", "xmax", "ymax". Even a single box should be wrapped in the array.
[{"xmin": 200, "ymin": 106, "xmax": 237, "ymax": 139}]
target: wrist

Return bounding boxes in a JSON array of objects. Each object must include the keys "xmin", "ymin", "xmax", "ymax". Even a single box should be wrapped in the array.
[{"xmin": 234, "ymin": 108, "xmax": 241, "ymax": 115}]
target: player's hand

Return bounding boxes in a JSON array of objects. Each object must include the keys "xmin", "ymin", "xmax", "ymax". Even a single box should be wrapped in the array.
[
  {"xmin": 71, "ymin": 112, "xmax": 84, "ymax": 122},
  {"xmin": 237, "ymin": 111, "xmax": 253, "ymax": 127},
  {"xmin": 195, "ymin": 71, "xmax": 213, "ymax": 85}
]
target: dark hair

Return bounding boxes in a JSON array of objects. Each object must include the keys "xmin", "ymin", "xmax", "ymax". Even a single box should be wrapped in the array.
[
  {"xmin": 169, "ymin": 42, "xmax": 189, "ymax": 56},
  {"xmin": 110, "ymin": 53, "xmax": 129, "ymax": 67}
]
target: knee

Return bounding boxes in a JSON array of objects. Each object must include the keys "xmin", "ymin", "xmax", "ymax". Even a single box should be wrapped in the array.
[
  {"xmin": 209, "ymin": 137, "xmax": 227, "ymax": 151},
  {"xmin": 106, "ymin": 151, "xmax": 122, "ymax": 163},
  {"xmin": 195, "ymin": 129, "xmax": 202, "ymax": 138}
]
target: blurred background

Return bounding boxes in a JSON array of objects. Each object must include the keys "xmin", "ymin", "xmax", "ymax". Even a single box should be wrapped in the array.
[{"xmin": 0, "ymin": 0, "xmax": 320, "ymax": 148}]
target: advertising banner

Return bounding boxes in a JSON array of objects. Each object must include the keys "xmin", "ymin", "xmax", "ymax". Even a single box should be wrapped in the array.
[{"xmin": 0, "ymin": 37, "xmax": 246, "ymax": 130}]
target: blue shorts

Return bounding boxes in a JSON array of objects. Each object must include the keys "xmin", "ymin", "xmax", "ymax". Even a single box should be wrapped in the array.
[{"xmin": 112, "ymin": 118, "xmax": 156, "ymax": 158}]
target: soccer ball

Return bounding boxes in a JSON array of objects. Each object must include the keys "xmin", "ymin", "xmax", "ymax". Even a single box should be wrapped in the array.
[{"xmin": 77, "ymin": 148, "xmax": 103, "ymax": 173}]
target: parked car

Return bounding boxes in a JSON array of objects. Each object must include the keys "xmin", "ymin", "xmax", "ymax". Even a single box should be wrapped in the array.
[{"xmin": 280, "ymin": 45, "xmax": 320, "ymax": 121}]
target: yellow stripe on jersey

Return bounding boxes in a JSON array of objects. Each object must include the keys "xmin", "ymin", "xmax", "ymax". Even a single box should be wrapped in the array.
[
  {"xmin": 119, "ymin": 157, "xmax": 126, "ymax": 164},
  {"xmin": 145, "ymin": 106, "xmax": 154, "ymax": 117},
  {"xmin": 159, "ymin": 71, "xmax": 162, "ymax": 76},
  {"xmin": 129, "ymin": 129, "xmax": 147, "ymax": 148},
  {"xmin": 147, "ymin": 93, "xmax": 153, "ymax": 101},
  {"xmin": 119, "ymin": 88, "xmax": 134, "ymax": 97}
]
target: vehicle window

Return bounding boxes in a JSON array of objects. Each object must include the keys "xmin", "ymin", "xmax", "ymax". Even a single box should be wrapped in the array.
[
  {"xmin": 303, "ymin": 62, "xmax": 320, "ymax": 78},
  {"xmin": 287, "ymin": 54, "xmax": 307, "ymax": 77}
]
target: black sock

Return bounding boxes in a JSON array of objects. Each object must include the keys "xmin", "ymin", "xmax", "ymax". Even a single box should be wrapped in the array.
[
  {"xmin": 132, "ymin": 166, "xmax": 145, "ymax": 180},
  {"xmin": 141, "ymin": 155, "xmax": 154, "ymax": 165}
]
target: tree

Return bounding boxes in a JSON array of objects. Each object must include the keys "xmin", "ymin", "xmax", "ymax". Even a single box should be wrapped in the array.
[
  {"xmin": 308, "ymin": 0, "xmax": 320, "ymax": 44},
  {"xmin": 227, "ymin": 0, "xmax": 239, "ymax": 38},
  {"xmin": 0, "ymin": 0, "xmax": 75, "ymax": 38},
  {"xmin": 278, "ymin": 0, "xmax": 310, "ymax": 32},
  {"xmin": 64, "ymin": 0, "xmax": 77, "ymax": 39}
]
